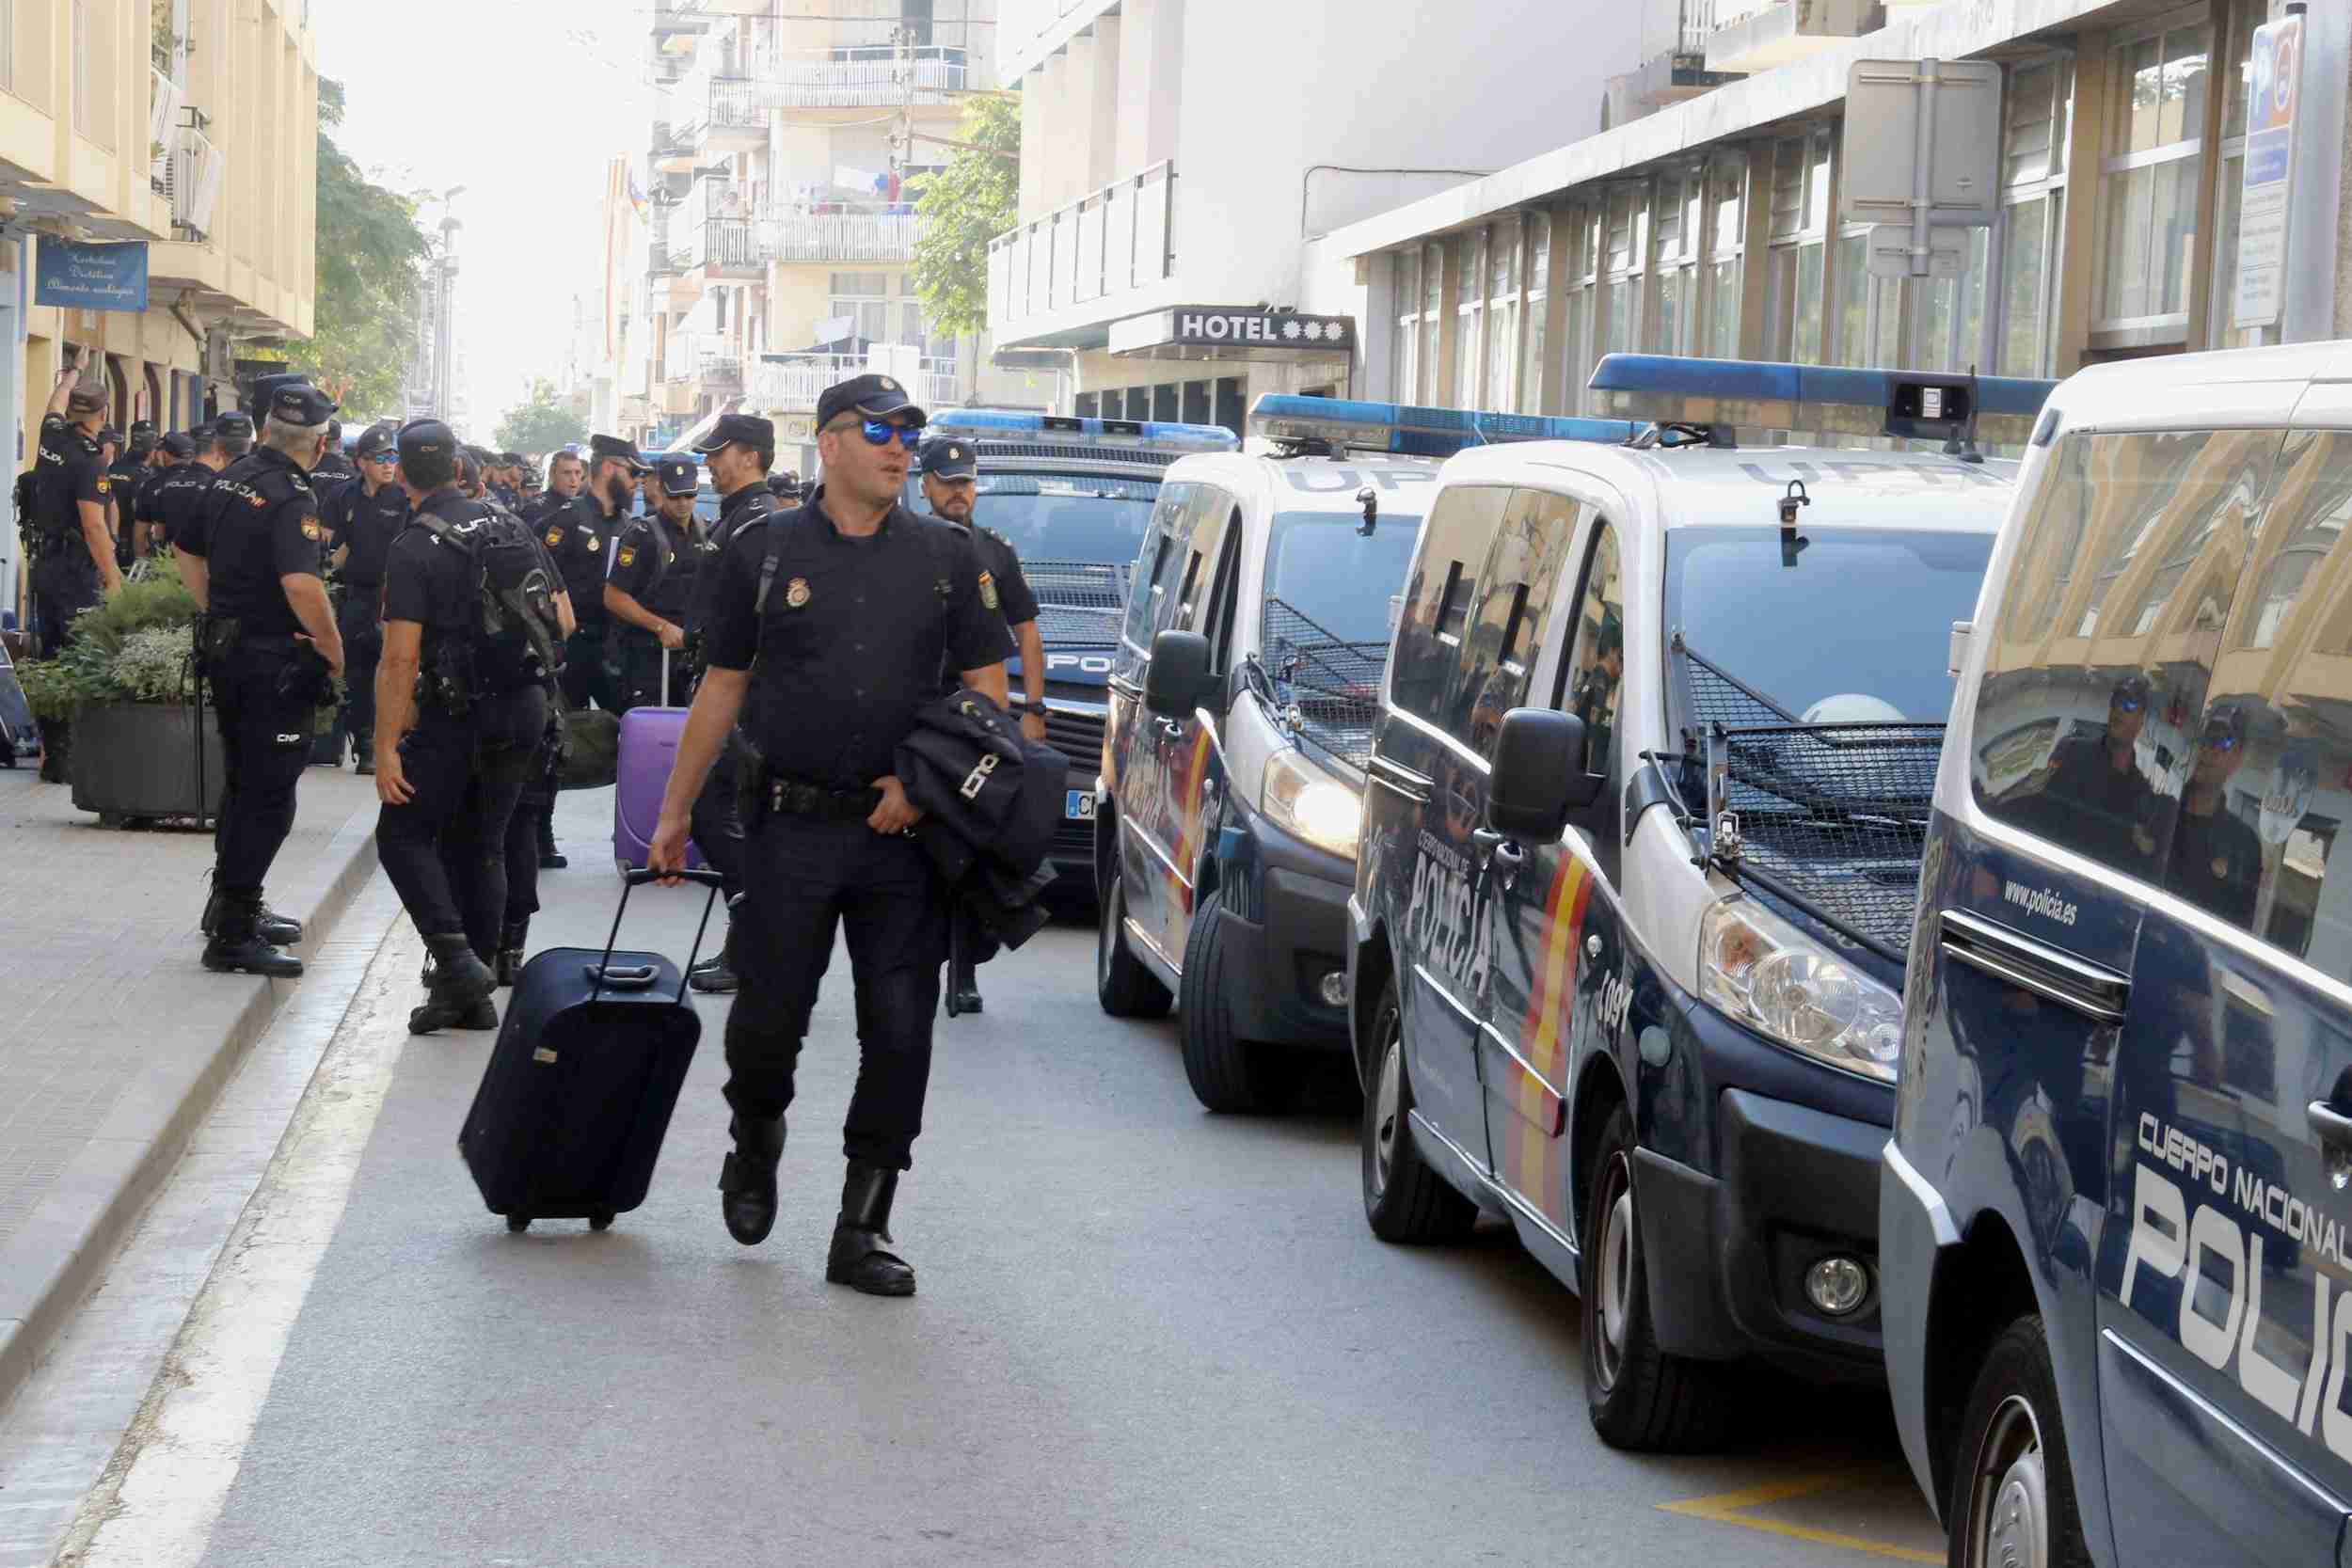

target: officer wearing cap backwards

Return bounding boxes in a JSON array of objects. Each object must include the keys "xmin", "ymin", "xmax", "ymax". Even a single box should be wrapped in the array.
[
  {"xmin": 918, "ymin": 435, "xmax": 1043, "ymax": 1015},
  {"xmin": 542, "ymin": 432, "xmax": 641, "ymax": 715},
  {"xmin": 650, "ymin": 374, "xmax": 1009, "ymax": 1294},
  {"xmin": 182, "ymin": 382, "xmax": 345, "ymax": 976},
  {"xmin": 606, "ymin": 454, "xmax": 720, "ymax": 712},
  {"xmin": 29, "ymin": 349, "xmax": 125, "ymax": 654},
  {"xmin": 320, "ymin": 424, "xmax": 409, "ymax": 774}
]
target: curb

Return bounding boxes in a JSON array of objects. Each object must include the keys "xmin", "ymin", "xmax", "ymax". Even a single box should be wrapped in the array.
[{"xmin": 0, "ymin": 803, "xmax": 383, "ymax": 1418}]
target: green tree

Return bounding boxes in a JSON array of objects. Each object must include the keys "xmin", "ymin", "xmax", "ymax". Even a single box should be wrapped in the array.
[
  {"xmin": 495, "ymin": 378, "xmax": 590, "ymax": 455},
  {"xmin": 908, "ymin": 95, "xmax": 1021, "ymax": 338},
  {"xmin": 278, "ymin": 79, "xmax": 428, "ymax": 418}
]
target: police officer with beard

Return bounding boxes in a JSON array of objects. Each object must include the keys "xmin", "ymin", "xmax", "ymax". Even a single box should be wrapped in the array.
[
  {"xmin": 29, "ymin": 351, "xmax": 125, "ymax": 654},
  {"xmin": 605, "ymin": 455, "xmax": 719, "ymax": 712},
  {"xmin": 649, "ymin": 377, "xmax": 1009, "ymax": 1293},
  {"xmin": 321, "ymin": 425, "xmax": 408, "ymax": 775},
  {"xmin": 541, "ymin": 432, "xmax": 641, "ymax": 715}
]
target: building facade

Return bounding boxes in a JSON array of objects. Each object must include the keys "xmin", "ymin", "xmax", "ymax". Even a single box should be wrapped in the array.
[{"xmin": 0, "ymin": 0, "xmax": 317, "ymax": 617}]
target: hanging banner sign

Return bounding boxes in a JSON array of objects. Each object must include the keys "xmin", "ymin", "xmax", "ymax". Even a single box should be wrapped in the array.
[
  {"xmin": 2233, "ymin": 13, "xmax": 2302, "ymax": 330},
  {"xmin": 33, "ymin": 240, "xmax": 150, "ymax": 313}
]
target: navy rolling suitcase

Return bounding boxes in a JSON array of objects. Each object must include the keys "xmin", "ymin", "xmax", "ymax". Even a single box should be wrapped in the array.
[{"xmin": 459, "ymin": 868, "xmax": 723, "ymax": 1232}]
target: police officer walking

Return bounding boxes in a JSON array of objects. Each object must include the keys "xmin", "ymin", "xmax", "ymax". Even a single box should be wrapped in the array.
[
  {"xmin": 182, "ymin": 383, "xmax": 345, "ymax": 976},
  {"xmin": 649, "ymin": 375, "xmax": 1009, "ymax": 1294},
  {"xmin": 542, "ymin": 433, "xmax": 640, "ymax": 716},
  {"xmin": 321, "ymin": 425, "xmax": 408, "ymax": 775},
  {"xmin": 918, "ymin": 436, "xmax": 1044, "ymax": 1016},
  {"xmin": 30, "ymin": 351, "xmax": 125, "ymax": 654},
  {"xmin": 373, "ymin": 420, "xmax": 567, "ymax": 1033},
  {"xmin": 605, "ymin": 454, "xmax": 719, "ymax": 712}
]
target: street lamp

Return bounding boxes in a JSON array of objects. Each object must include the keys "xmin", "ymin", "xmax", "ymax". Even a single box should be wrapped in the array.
[{"xmin": 431, "ymin": 186, "xmax": 466, "ymax": 421}]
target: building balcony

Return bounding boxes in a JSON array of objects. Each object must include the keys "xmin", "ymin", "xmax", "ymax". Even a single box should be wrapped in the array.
[
  {"xmin": 1703, "ymin": 0, "xmax": 1882, "ymax": 75},
  {"xmin": 1603, "ymin": 0, "xmax": 1740, "ymax": 128},
  {"xmin": 678, "ymin": 74, "xmax": 770, "ymax": 155},
  {"xmin": 745, "ymin": 46, "xmax": 972, "ymax": 111},
  {"xmin": 664, "ymin": 332, "xmax": 744, "ymax": 392},
  {"xmin": 749, "ymin": 354, "xmax": 960, "ymax": 414},
  {"xmin": 987, "ymin": 161, "xmax": 1173, "ymax": 342}
]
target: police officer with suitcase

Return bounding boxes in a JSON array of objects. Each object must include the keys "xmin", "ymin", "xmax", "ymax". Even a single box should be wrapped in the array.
[
  {"xmin": 649, "ymin": 374, "xmax": 1009, "ymax": 1294},
  {"xmin": 184, "ymin": 383, "xmax": 345, "ymax": 976},
  {"xmin": 322, "ymin": 425, "xmax": 408, "ymax": 774},
  {"xmin": 30, "ymin": 352, "xmax": 124, "ymax": 654},
  {"xmin": 373, "ymin": 420, "xmax": 567, "ymax": 1034},
  {"xmin": 542, "ymin": 433, "xmax": 639, "ymax": 716},
  {"xmin": 605, "ymin": 454, "xmax": 719, "ymax": 713}
]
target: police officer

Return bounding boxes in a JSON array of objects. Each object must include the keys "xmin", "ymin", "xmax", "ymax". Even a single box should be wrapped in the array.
[
  {"xmin": 516, "ymin": 461, "xmax": 543, "ymax": 512},
  {"xmin": 159, "ymin": 417, "xmax": 253, "ymax": 599},
  {"xmin": 129, "ymin": 431, "xmax": 193, "ymax": 560},
  {"xmin": 542, "ymin": 432, "xmax": 639, "ymax": 716},
  {"xmin": 531, "ymin": 447, "xmax": 585, "ymax": 526},
  {"xmin": 374, "ymin": 419, "xmax": 566, "ymax": 1034},
  {"xmin": 30, "ymin": 352, "xmax": 125, "ymax": 654},
  {"xmin": 321, "ymin": 425, "xmax": 408, "ymax": 775},
  {"xmin": 184, "ymin": 383, "xmax": 345, "ymax": 976},
  {"xmin": 605, "ymin": 454, "xmax": 718, "ymax": 712},
  {"xmin": 766, "ymin": 469, "xmax": 803, "ymax": 503},
  {"xmin": 491, "ymin": 451, "xmax": 526, "ymax": 511},
  {"xmin": 108, "ymin": 421, "xmax": 154, "ymax": 570},
  {"xmin": 649, "ymin": 374, "xmax": 1009, "ymax": 1293},
  {"xmin": 918, "ymin": 436, "xmax": 1044, "ymax": 1016},
  {"xmin": 308, "ymin": 420, "xmax": 357, "ymax": 506},
  {"xmin": 676, "ymin": 413, "xmax": 784, "ymax": 995}
]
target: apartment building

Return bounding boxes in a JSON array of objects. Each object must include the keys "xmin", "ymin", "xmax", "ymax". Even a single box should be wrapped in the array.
[{"xmin": 0, "ymin": 0, "xmax": 317, "ymax": 615}]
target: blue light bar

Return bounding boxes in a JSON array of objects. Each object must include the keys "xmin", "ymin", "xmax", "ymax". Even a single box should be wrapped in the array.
[
  {"xmin": 1248, "ymin": 394, "xmax": 1637, "ymax": 458},
  {"xmin": 928, "ymin": 408, "xmax": 1239, "ymax": 453},
  {"xmin": 1586, "ymin": 355, "xmax": 2058, "ymax": 444}
]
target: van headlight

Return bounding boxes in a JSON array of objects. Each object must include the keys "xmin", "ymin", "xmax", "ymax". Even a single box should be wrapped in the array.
[
  {"xmin": 1698, "ymin": 895, "xmax": 1901, "ymax": 1084},
  {"xmin": 1263, "ymin": 748, "xmax": 1363, "ymax": 860}
]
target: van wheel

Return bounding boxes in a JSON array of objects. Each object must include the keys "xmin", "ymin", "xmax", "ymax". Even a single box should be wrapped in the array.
[
  {"xmin": 1361, "ymin": 978, "xmax": 1476, "ymax": 1243},
  {"xmin": 1096, "ymin": 860, "xmax": 1170, "ymax": 1019},
  {"xmin": 1581, "ymin": 1105, "xmax": 1730, "ymax": 1451},
  {"xmin": 1947, "ymin": 1315, "xmax": 2090, "ymax": 1568},
  {"xmin": 1178, "ymin": 888, "xmax": 1283, "ymax": 1113}
]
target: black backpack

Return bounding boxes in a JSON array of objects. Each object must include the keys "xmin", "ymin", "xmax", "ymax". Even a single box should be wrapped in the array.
[{"xmin": 414, "ymin": 501, "xmax": 563, "ymax": 692}]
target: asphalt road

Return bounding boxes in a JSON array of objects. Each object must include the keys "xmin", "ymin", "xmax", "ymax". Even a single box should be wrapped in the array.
[{"xmin": 35, "ymin": 793, "xmax": 1947, "ymax": 1567}]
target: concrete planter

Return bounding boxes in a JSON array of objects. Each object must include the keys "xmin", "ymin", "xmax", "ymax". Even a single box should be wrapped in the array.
[{"xmin": 69, "ymin": 701, "xmax": 225, "ymax": 826}]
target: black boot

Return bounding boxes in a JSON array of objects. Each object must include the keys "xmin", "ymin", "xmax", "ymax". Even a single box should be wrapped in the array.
[
  {"xmin": 496, "ymin": 921, "xmax": 529, "ymax": 988},
  {"xmin": 688, "ymin": 919, "xmax": 739, "ymax": 994},
  {"xmin": 717, "ymin": 1116, "xmax": 786, "ymax": 1245},
  {"xmin": 201, "ymin": 892, "xmax": 303, "ymax": 978},
  {"xmin": 825, "ymin": 1162, "xmax": 915, "ymax": 1296},
  {"xmin": 201, "ymin": 882, "xmax": 301, "ymax": 947},
  {"xmin": 947, "ymin": 960, "xmax": 983, "ymax": 1018},
  {"xmin": 423, "ymin": 932, "xmax": 495, "ymax": 1010},
  {"xmin": 537, "ymin": 812, "xmax": 565, "ymax": 869}
]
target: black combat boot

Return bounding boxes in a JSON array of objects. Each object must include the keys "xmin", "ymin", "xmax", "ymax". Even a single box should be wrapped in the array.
[
  {"xmin": 537, "ymin": 812, "xmax": 565, "ymax": 870},
  {"xmin": 825, "ymin": 1162, "xmax": 915, "ymax": 1296},
  {"xmin": 947, "ymin": 959, "xmax": 983, "ymax": 1018},
  {"xmin": 201, "ymin": 892, "xmax": 304, "ymax": 978},
  {"xmin": 200, "ymin": 880, "xmax": 302, "ymax": 947},
  {"xmin": 716, "ymin": 1116, "xmax": 786, "ymax": 1245},
  {"xmin": 496, "ymin": 921, "xmax": 529, "ymax": 988},
  {"xmin": 688, "ymin": 915, "xmax": 739, "ymax": 994},
  {"xmin": 409, "ymin": 935, "xmax": 496, "ymax": 1034}
]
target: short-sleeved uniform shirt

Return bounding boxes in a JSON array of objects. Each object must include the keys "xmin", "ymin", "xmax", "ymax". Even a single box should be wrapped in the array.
[
  {"xmin": 382, "ymin": 488, "xmax": 487, "ymax": 669},
  {"xmin": 691, "ymin": 482, "xmax": 775, "ymax": 637},
  {"xmin": 307, "ymin": 451, "xmax": 357, "ymax": 514},
  {"xmin": 203, "ymin": 448, "xmax": 323, "ymax": 638},
  {"xmin": 321, "ymin": 480, "xmax": 411, "ymax": 591},
  {"xmin": 150, "ymin": 466, "xmax": 221, "ymax": 554},
  {"xmin": 2162, "ymin": 799, "xmax": 2263, "ymax": 929},
  {"xmin": 702, "ymin": 487, "xmax": 1009, "ymax": 791},
  {"xmin": 130, "ymin": 463, "xmax": 176, "ymax": 540},
  {"xmin": 609, "ymin": 512, "xmax": 721, "ymax": 631},
  {"xmin": 33, "ymin": 416, "xmax": 110, "ymax": 547},
  {"xmin": 542, "ymin": 494, "xmax": 622, "ymax": 628}
]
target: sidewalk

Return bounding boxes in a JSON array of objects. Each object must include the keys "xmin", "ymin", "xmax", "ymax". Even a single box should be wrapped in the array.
[{"xmin": 0, "ymin": 761, "xmax": 386, "ymax": 1416}]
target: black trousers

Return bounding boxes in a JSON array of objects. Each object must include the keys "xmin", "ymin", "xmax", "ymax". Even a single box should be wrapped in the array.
[
  {"xmin": 210, "ymin": 646, "xmax": 316, "ymax": 896},
  {"xmin": 31, "ymin": 552, "xmax": 100, "ymax": 657},
  {"xmin": 612, "ymin": 633, "xmax": 684, "ymax": 714},
  {"xmin": 336, "ymin": 591, "xmax": 383, "ymax": 759},
  {"xmin": 503, "ymin": 719, "xmax": 561, "ymax": 926},
  {"xmin": 723, "ymin": 814, "xmax": 947, "ymax": 1170},
  {"xmin": 376, "ymin": 687, "xmax": 547, "ymax": 950},
  {"xmin": 557, "ymin": 625, "xmax": 621, "ymax": 714},
  {"xmin": 690, "ymin": 732, "xmax": 746, "ymax": 902}
]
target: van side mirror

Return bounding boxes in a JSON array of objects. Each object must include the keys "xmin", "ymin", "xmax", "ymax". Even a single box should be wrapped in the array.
[
  {"xmin": 1486, "ymin": 708, "xmax": 1603, "ymax": 843},
  {"xmin": 1145, "ymin": 629, "xmax": 1216, "ymax": 718}
]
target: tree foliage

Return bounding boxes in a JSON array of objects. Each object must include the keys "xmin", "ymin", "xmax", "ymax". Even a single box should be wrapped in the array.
[
  {"xmin": 909, "ymin": 95, "xmax": 1021, "ymax": 339},
  {"xmin": 279, "ymin": 80, "xmax": 428, "ymax": 420},
  {"xmin": 494, "ymin": 378, "xmax": 590, "ymax": 455}
]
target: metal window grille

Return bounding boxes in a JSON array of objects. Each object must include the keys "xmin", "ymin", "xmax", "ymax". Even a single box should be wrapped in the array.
[{"xmin": 1263, "ymin": 598, "xmax": 1388, "ymax": 774}]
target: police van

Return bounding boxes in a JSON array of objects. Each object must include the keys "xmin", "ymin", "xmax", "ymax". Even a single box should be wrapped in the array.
[
  {"xmin": 911, "ymin": 409, "xmax": 1238, "ymax": 892},
  {"xmin": 1347, "ymin": 355, "xmax": 2057, "ymax": 1449},
  {"xmin": 1885, "ymin": 344, "xmax": 2352, "ymax": 1565}
]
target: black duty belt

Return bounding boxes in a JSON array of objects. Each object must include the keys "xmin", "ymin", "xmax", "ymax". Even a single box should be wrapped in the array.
[{"xmin": 759, "ymin": 775, "xmax": 882, "ymax": 821}]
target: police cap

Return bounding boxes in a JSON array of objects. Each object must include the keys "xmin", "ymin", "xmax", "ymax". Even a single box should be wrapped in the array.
[
  {"xmin": 355, "ymin": 424, "xmax": 397, "ymax": 460},
  {"xmin": 691, "ymin": 412, "xmax": 775, "ymax": 456},
  {"xmin": 246, "ymin": 372, "xmax": 307, "ymax": 409},
  {"xmin": 499, "ymin": 451, "xmax": 525, "ymax": 467},
  {"xmin": 588, "ymin": 433, "xmax": 649, "ymax": 474},
  {"xmin": 398, "ymin": 419, "xmax": 456, "ymax": 464},
  {"xmin": 158, "ymin": 432, "xmax": 197, "ymax": 459},
  {"xmin": 211, "ymin": 411, "xmax": 254, "ymax": 444},
  {"xmin": 920, "ymin": 437, "xmax": 977, "ymax": 479},
  {"xmin": 267, "ymin": 382, "xmax": 337, "ymax": 426},
  {"xmin": 814, "ymin": 373, "xmax": 927, "ymax": 432},
  {"xmin": 65, "ymin": 385, "xmax": 108, "ymax": 416},
  {"xmin": 100, "ymin": 427, "xmax": 124, "ymax": 449},
  {"xmin": 656, "ymin": 455, "xmax": 699, "ymax": 498}
]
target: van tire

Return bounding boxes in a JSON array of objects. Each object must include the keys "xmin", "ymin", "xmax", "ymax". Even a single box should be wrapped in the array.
[
  {"xmin": 1097, "ymin": 861, "xmax": 1171, "ymax": 1019},
  {"xmin": 1946, "ymin": 1315, "xmax": 2090, "ymax": 1568},
  {"xmin": 1178, "ymin": 888, "xmax": 1281, "ymax": 1113},
  {"xmin": 1581, "ymin": 1105, "xmax": 1731, "ymax": 1452},
  {"xmin": 1361, "ymin": 978, "xmax": 1477, "ymax": 1243}
]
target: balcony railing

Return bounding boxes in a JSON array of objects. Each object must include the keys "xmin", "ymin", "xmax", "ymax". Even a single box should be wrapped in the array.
[
  {"xmin": 676, "ymin": 196, "xmax": 924, "ymax": 271},
  {"xmin": 167, "ymin": 124, "xmax": 223, "ymax": 239},
  {"xmin": 744, "ymin": 45, "xmax": 971, "ymax": 107},
  {"xmin": 988, "ymin": 162, "xmax": 1173, "ymax": 334},
  {"xmin": 750, "ymin": 354, "xmax": 960, "ymax": 412},
  {"xmin": 664, "ymin": 331, "xmax": 743, "ymax": 390}
]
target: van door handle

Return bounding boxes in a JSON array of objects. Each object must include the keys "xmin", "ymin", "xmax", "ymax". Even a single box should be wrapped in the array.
[
  {"xmin": 1937, "ymin": 910, "xmax": 2130, "ymax": 1023},
  {"xmin": 2307, "ymin": 1101, "xmax": 2352, "ymax": 1148}
]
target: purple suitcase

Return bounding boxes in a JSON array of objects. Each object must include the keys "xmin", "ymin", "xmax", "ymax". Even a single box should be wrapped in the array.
[{"xmin": 612, "ymin": 652, "xmax": 704, "ymax": 875}]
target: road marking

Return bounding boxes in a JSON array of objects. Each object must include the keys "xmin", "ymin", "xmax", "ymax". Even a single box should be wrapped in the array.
[
  {"xmin": 56, "ymin": 922, "xmax": 419, "ymax": 1568},
  {"xmin": 1659, "ymin": 1472, "xmax": 1943, "ymax": 1564}
]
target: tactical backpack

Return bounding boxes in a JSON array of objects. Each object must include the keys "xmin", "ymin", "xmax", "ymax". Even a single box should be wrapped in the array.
[{"xmin": 413, "ymin": 501, "xmax": 564, "ymax": 696}]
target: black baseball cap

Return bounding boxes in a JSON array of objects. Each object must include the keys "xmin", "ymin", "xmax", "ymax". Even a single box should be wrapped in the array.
[
  {"xmin": 588, "ymin": 433, "xmax": 649, "ymax": 473},
  {"xmin": 398, "ymin": 419, "xmax": 455, "ymax": 464},
  {"xmin": 655, "ymin": 455, "xmax": 699, "ymax": 498},
  {"xmin": 499, "ymin": 450, "xmax": 524, "ymax": 467},
  {"xmin": 247, "ymin": 372, "xmax": 307, "ymax": 409},
  {"xmin": 815, "ymin": 372, "xmax": 927, "ymax": 432},
  {"xmin": 920, "ymin": 437, "xmax": 977, "ymax": 479},
  {"xmin": 267, "ymin": 382, "xmax": 337, "ymax": 426},
  {"xmin": 213, "ymin": 410, "xmax": 255, "ymax": 441},
  {"xmin": 100, "ymin": 426, "xmax": 124, "ymax": 448},
  {"xmin": 355, "ymin": 424, "xmax": 397, "ymax": 459},
  {"xmin": 691, "ymin": 413, "xmax": 776, "ymax": 456},
  {"xmin": 66, "ymin": 385, "xmax": 107, "ymax": 415},
  {"xmin": 158, "ymin": 432, "xmax": 197, "ymax": 459}
]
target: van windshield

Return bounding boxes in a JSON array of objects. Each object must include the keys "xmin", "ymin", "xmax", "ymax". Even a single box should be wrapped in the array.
[
  {"xmin": 914, "ymin": 473, "xmax": 1159, "ymax": 568},
  {"xmin": 1663, "ymin": 526, "xmax": 1994, "ymax": 725},
  {"xmin": 1261, "ymin": 510, "xmax": 1426, "ymax": 645}
]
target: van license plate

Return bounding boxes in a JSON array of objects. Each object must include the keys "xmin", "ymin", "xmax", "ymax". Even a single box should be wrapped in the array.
[{"xmin": 1066, "ymin": 791, "xmax": 1095, "ymax": 821}]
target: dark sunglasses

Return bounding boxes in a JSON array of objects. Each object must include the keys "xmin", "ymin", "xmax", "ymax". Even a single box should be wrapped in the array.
[
  {"xmin": 2201, "ymin": 731, "xmax": 2241, "ymax": 752},
  {"xmin": 361, "ymin": 451, "xmax": 396, "ymax": 464},
  {"xmin": 855, "ymin": 419, "xmax": 924, "ymax": 448}
]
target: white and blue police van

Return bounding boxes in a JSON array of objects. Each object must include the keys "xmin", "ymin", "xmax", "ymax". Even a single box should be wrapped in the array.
[
  {"xmin": 911, "ymin": 409, "xmax": 1238, "ymax": 895},
  {"xmin": 1099, "ymin": 395, "xmax": 1639, "ymax": 1113},
  {"xmin": 1886, "ymin": 342, "xmax": 2352, "ymax": 1565},
  {"xmin": 1347, "ymin": 355, "xmax": 2057, "ymax": 1450}
]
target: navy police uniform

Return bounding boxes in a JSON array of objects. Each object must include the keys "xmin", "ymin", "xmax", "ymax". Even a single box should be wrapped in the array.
[
  {"xmin": 543, "ymin": 431, "xmax": 641, "ymax": 714},
  {"xmin": 30, "ymin": 388, "xmax": 114, "ymax": 655},
  {"xmin": 107, "ymin": 428, "xmax": 150, "ymax": 570},
  {"xmin": 321, "ymin": 425, "xmax": 408, "ymax": 768},
  {"xmin": 608, "ymin": 454, "xmax": 722, "ymax": 711}
]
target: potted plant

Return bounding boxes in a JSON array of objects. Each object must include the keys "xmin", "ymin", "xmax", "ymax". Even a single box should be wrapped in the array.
[
  {"xmin": 16, "ymin": 656, "xmax": 88, "ymax": 784},
  {"xmin": 60, "ymin": 569, "xmax": 228, "ymax": 826}
]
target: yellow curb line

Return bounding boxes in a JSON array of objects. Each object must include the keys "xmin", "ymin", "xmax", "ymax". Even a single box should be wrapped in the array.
[{"xmin": 1658, "ymin": 1473, "xmax": 1944, "ymax": 1564}]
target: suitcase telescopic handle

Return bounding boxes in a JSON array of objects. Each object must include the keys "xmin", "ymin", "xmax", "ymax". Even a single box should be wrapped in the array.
[{"xmin": 598, "ymin": 869, "xmax": 727, "ymax": 1006}]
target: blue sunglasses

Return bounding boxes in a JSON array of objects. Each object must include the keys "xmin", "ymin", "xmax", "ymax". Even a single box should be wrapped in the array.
[{"xmin": 856, "ymin": 419, "xmax": 924, "ymax": 448}]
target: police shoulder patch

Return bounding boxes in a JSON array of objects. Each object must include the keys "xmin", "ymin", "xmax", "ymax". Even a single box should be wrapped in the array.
[
  {"xmin": 300, "ymin": 515, "xmax": 324, "ymax": 542},
  {"xmin": 545, "ymin": 527, "xmax": 564, "ymax": 546},
  {"xmin": 616, "ymin": 546, "xmax": 636, "ymax": 567},
  {"xmin": 94, "ymin": 477, "xmax": 110, "ymax": 495}
]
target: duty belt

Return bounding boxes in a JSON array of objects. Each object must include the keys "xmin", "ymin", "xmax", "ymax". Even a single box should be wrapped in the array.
[{"xmin": 758, "ymin": 775, "xmax": 882, "ymax": 821}]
